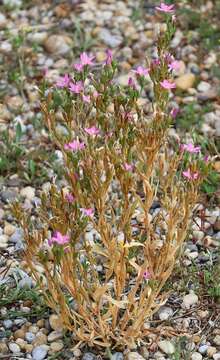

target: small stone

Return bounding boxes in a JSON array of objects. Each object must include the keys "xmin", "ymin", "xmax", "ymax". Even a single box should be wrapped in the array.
[
  {"xmin": 9, "ymin": 342, "xmax": 21, "ymax": 353},
  {"xmin": 158, "ymin": 306, "xmax": 173, "ymax": 321},
  {"xmin": 182, "ymin": 292, "xmax": 198, "ymax": 309},
  {"xmin": 3, "ymin": 319, "xmax": 13, "ymax": 329},
  {"xmin": 199, "ymin": 345, "xmax": 208, "ymax": 354},
  {"xmin": 32, "ymin": 345, "xmax": 49, "ymax": 360},
  {"xmin": 25, "ymin": 332, "xmax": 36, "ymax": 343},
  {"xmin": 49, "ymin": 314, "xmax": 63, "ymax": 331},
  {"xmin": 50, "ymin": 341, "xmax": 64, "ymax": 352},
  {"xmin": 47, "ymin": 330, "xmax": 63, "ymax": 342},
  {"xmin": 99, "ymin": 28, "xmax": 123, "ymax": 48},
  {"xmin": 127, "ymin": 353, "xmax": 145, "ymax": 360},
  {"xmin": 207, "ymin": 346, "xmax": 217, "ymax": 358},
  {"xmin": 33, "ymin": 333, "xmax": 47, "ymax": 347},
  {"xmin": 197, "ymin": 81, "xmax": 211, "ymax": 92},
  {"xmin": 213, "ymin": 335, "xmax": 220, "ymax": 346},
  {"xmin": 175, "ymin": 73, "xmax": 196, "ymax": 91},
  {"xmin": 4, "ymin": 223, "xmax": 16, "ymax": 236},
  {"xmin": 20, "ymin": 186, "xmax": 35, "ymax": 200},
  {"xmin": 10, "ymin": 228, "xmax": 23, "ymax": 243},
  {"xmin": 27, "ymin": 32, "xmax": 48, "ymax": 45},
  {"xmin": 0, "ymin": 13, "xmax": 7, "ymax": 29},
  {"xmin": 193, "ymin": 231, "xmax": 204, "ymax": 242},
  {"xmin": 213, "ymin": 354, "xmax": 220, "ymax": 360},
  {"xmin": 14, "ymin": 329, "xmax": 25, "ymax": 340},
  {"xmin": 7, "ymin": 96, "xmax": 23, "ymax": 111},
  {"xmin": 82, "ymin": 353, "xmax": 97, "ymax": 360},
  {"xmin": 43, "ymin": 35, "xmax": 72, "ymax": 55},
  {"xmin": 1, "ymin": 189, "xmax": 18, "ymax": 203},
  {"xmin": 29, "ymin": 326, "xmax": 39, "ymax": 334},
  {"xmin": 112, "ymin": 353, "xmax": 123, "ymax": 360},
  {"xmin": 0, "ymin": 341, "xmax": 8, "ymax": 354},
  {"xmin": 191, "ymin": 352, "xmax": 202, "ymax": 360},
  {"xmin": 36, "ymin": 320, "xmax": 45, "ymax": 328},
  {"xmin": 73, "ymin": 349, "xmax": 82, "ymax": 357},
  {"xmin": 158, "ymin": 340, "xmax": 175, "ymax": 355}
]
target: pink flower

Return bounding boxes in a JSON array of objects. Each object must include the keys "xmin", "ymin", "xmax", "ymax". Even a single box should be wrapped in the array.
[
  {"xmin": 64, "ymin": 140, "xmax": 85, "ymax": 151},
  {"xmin": 128, "ymin": 77, "xmax": 136, "ymax": 89},
  {"xmin": 56, "ymin": 74, "xmax": 70, "ymax": 88},
  {"xmin": 182, "ymin": 169, "xmax": 199, "ymax": 180},
  {"xmin": 156, "ymin": 3, "xmax": 175, "ymax": 13},
  {"xmin": 65, "ymin": 193, "xmax": 75, "ymax": 203},
  {"xmin": 160, "ymin": 79, "xmax": 176, "ymax": 89},
  {"xmin": 170, "ymin": 107, "xmax": 179, "ymax": 118},
  {"xmin": 143, "ymin": 270, "xmax": 151, "ymax": 280},
  {"xmin": 123, "ymin": 162, "xmax": 134, "ymax": 172},
  {"xmin": 168, "ymin": 60, "xmax": 181, "ymax": 71},
  {"xmin": 69, "ymin": 81, "xmax": 84, "ymax": 94},
  {"xmin": 105, "ymin": 49, "xmax": 113, "ymax": 65},
  {"xmin": 151, "ymin": 58, "xmax": 160, "ymax": 67},
  {"xmin": 133, "ymin": 66, "xmax": 149, "ymax": 77},
  {"xmin": 80, "ymin": 52, "xmax": 95, "ymax": 66},
  {"xmin": 204, "ymin": 155, "xmax": 209, "ymax": 163},
  {"xmin": 180, "ymin": 143, "xmax": 201, "ymax": 154},
  {"xmin": 48, "ymin": 231, "xmax": 70, "ymax": 246},
  {"xmin": 73, "ymin": 63, "xmax": 84, "ymax": 72},
  {"xmin": 80, "ymin": 208, "xmax": 94, "ymax": 218},
  {"xmin": 82, "ymin": 94, "xmax": 91, "ymax": 103},
  {"xmin": 84, "ymin": 126, "xmax": 100, "ymax": 136}
]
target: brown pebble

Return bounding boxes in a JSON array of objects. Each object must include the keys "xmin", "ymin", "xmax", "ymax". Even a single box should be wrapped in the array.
[{"xmin": 14, "ymin": 329, "xmax": 25, "ymax": 340}]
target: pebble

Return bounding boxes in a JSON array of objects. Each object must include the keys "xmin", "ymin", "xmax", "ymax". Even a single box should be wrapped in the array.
[
  {"xmin": 33, "ymin": 333, "xmax": 48, "ymax": 347},
  {"xmin": 14, "ymin": 329, "xmax": 25, "ymax": 340},
  {"xmin": 112, "ymin": 352, "xmax": 124, "ymax": 360},
  {"xmin": 3, "ymin": 319, "xmax": 13, "ymax": 329},
  {"xmin": 50, "ymin": 340, "xmax": 64, "ymax": 352},
  {"xmin": 10, "ymin": 228, "xmax": 23, "ymax": 243},
  {"xmin": 0, "ymin": 13, "xmax": 7, "ymax": 29},
  {"xmin": 49, "ymin": 314, "xmax": 63, "ymax": 331},
  {"xmin": 213, "ymin": 354, "xmax": 220, "ymax": 360},
  {"xmin": 158, "ymin": 306, "xmax": 173, "ymax": 321},
  {"xmin": 25, "ymin": 332, "xmax": 36, "ymax": 343},
  {"xmin": 182, "ymin": 292, "xmax": 198, "ymax": 309},
  {"xmin": 99, "ymin": 28, "xmax": 123, "ymax": 48},
  {"xmin": 32, "ymin": 345, "xmax": 49, "ymax": 360},
  {"xmin": 197, "ymin": 81, "xmax": 211, "ymax": 92},
  {"xmin": 43, "ymin": 35, "xmax": 72, "ymax": 55},
  {"xmin": 191, "ymin": 353, "xmax": 202, "ymax": 360},
  {"xmin": 175, "ymin": 73, "xmax": 196, "ymax": 90},
  {"xmin": 82, "ymin": 353, "xmax": 97, "ymax": 360},
  {"xmin": 4, "ymin": 223, "xmax": 16, "ymax": 236},
  {"xmin": 0, "ymin": 341, "xmax": 8, "ymax": 354},
  {"xmin": 207, "ymin": 346, "xmax": 217, "ymax": 358},
  {"xmin": 199, "ymin": 345, "xmax": 208, "ymax": 354},
  {"xmin": 1, "ymin": 189, "xmax": 18, "ymax": 203},
  {"xmin": 158, "ymin": 340, "xmax": 175, "ymax": 355},
  {"xmin": 20, "ymin": 186, "xmax": 35, "ymax": 200},
  {"xmin": 9, "ymin": 342, "xmax": 21, "ymax": 353},
  {"xmin": 213, "ymin": 335, "xmax": 220, "ymax": 346},
  {"xmin": 47, "ymin": 330, "xmax": 63, "ymax": 342}
]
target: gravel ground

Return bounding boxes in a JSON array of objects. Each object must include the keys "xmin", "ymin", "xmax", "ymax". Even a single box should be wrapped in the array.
[{"xmin": 0, "ymin": 0, "xmax": 220, "ymax": 359}]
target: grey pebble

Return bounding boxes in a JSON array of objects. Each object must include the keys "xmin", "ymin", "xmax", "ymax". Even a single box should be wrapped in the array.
[
  {"xmin": 199, "ymin": 344, "xmax": 208, "ymax": 354},
  {"xmin": 112, "ymin": 353, "xmax": 124, "ymax": 360},
  {"xmin": 25, "ymin": 332, "xmax": 36, "ymax": 343},
  {"xmin": 32, "ymin": 345, "xmax": 48, "ymax": 360},
  {"xmin": 82, "ymin": 352, "xmax": 97, "ymax": 360},
  {"xmin": 3, "ymin": 319, "xmax": 13, "ymax": 329}
]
